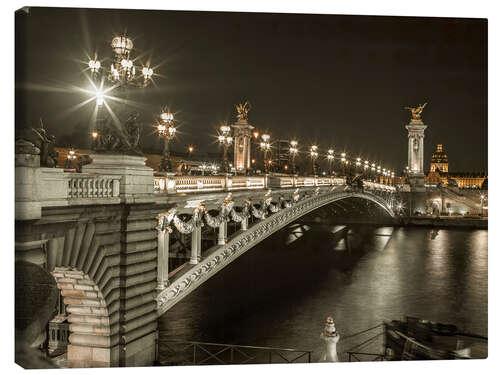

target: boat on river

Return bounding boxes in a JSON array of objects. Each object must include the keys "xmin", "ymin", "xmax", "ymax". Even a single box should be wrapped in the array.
[{"xmin": 383, "ymin": 317, "xmax": 487, "ymax": 360}]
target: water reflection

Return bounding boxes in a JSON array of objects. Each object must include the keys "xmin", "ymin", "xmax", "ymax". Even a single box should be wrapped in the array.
[{"xmin": 159, "ymin": 226, "xmax": 488, "ymax": 362}]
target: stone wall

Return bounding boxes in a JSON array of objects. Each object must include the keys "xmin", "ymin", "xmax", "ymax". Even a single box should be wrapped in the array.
[{"xmin": 15, "ymin": 202, "xmax": 159, "ymax": 367}]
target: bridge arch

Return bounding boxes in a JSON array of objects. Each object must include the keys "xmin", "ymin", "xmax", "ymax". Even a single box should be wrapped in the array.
[
  {"xmin": 45, "ymin": 219, "xmax": 120, "ymax": 368},
  {"xmin": 51, "ymin": 268, "xmax": 112, "ymax": 367},
  {"xmin": 157, "ymin": 188, "xmax": 396, "ymax": 315}
]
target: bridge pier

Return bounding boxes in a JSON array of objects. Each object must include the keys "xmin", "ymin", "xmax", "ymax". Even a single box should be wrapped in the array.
[{"xmin": 15, "ymin": 145, "xmax": 160, "ymax": 368}]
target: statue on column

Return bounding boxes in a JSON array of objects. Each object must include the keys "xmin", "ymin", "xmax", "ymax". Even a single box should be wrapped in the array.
[
  {"xmin": 404, "ymin": 102, "xmax": 427, "ymax": 121},
  {"xmin": 235, "ymin": 101, "xmax": 251, "ymax": 121}
]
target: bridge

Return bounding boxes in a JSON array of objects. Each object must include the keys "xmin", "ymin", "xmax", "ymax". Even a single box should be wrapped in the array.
[{"xmin": 15, "ymin": 142, "xmax": 397, "ymax": 367}]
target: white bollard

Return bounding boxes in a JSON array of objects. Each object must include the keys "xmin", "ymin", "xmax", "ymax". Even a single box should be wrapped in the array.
[{"xmin": 320, "ymin": 316, "xmax": 340, "ymax": 362}]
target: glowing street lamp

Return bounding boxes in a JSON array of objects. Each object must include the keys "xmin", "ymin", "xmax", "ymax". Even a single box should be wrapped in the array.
[
  {"xmin": 88, "ymin": 35, "xmax": 155, "ymax": 91},
  {"xmin": 339, "ymin": 152, "xmax": 347, "ymax": 176},
  {"xmin": 218, "ymin": 123, "xmax": 233, "ymax": 173},
  {"xmin": 155, "ymin": 110, "xmax": 176, "ymax": 172},
  {"xmin": 289, "ymin": 140, "xmax": 299, "ymax": 174},
  {"xmin": 65, "ymin": 148, "xmax": 77, "ymax": 169},
  {"xmin": 88, "ymin": 59, "xmax": 101, "ymax": 74},
  {"xmin": 86, "ymin": 34, "xmax": 157, "ymax": 152},
  {"xmin": 260, "ymin": 134, "xmax": 271, "ymax": 173},
  {"xmin": 95, "ymin": 90, "xmax": 104, "ymax": 107},
  {"xmin": 327, "ymin": 149, "xmax": 334, "ymax": 175}
]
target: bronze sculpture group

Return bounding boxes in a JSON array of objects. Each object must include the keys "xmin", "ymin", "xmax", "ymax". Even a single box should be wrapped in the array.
[{"xmin": 404, "ymin": 102, "xmax": 427, "ymax": 121}]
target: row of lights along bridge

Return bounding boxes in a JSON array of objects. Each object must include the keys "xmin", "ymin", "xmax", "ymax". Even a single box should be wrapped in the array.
[{"xmin": 85, "ymin": 34, "xmax": 394, "ymax": 180}]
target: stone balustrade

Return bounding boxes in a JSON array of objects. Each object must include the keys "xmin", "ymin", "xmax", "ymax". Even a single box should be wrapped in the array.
[
  {"xmin": 39, "ymin": 169, "xmax": 121, "ymax": 207},
  {"xmin": 35, "ymin": 169, "xmax": 396, "ymax": 208},
  {"xmin": 154, "ymin": 174, "xmax": 353, "ymax": 194},
  {"xmin": 68, "ymin": 174, "xmax": 120, "ymax": 199}
]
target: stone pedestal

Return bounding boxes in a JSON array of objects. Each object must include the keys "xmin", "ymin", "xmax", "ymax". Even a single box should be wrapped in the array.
[
  {"xmin": 405, "ymin": 120, "xmax": 427, "ymax": 176},
  {"xmin": 408, "ymin": 173, "xmax": 426, "ymax": 192},
  {"xmin": 232, "ymin": 120, "xmax": 254, "ymax": 172},
  {"xmin": 83, "ymin": 154, "xmax": 154, "ymax": 203},
  {"xmin": 15, "ymin": 139, "xmax": 42, "ymax": 221}
]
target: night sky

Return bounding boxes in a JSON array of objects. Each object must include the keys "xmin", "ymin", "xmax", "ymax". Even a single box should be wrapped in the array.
[{"xmin": 15, "ymin": 7, "xmax": 487, "ymax": 172}]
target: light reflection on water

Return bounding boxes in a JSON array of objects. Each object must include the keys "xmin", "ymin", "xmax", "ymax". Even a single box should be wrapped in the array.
[{"xmin": 159, "ymin": 226, "xmax": 487, "ymax": 361}]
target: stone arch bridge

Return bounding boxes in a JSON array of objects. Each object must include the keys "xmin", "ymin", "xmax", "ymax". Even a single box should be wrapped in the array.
[{"xmin": 15, "ymin": 146, "xmax": 397, "ymax": 367}]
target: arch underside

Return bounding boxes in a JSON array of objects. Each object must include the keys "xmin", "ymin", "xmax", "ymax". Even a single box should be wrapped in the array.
[
  {"xmin": 52, "ymin": 268, "xmax": 112, "ymax": 367},
  {"xmin": 157, "ymin": 189, "xmax": 395, "ymax": 314}
]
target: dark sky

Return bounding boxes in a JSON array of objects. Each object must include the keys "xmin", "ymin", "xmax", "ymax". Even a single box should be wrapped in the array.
[{"xmin": 15, "ymin": 7, "xmax": 487, "ymax": 172}]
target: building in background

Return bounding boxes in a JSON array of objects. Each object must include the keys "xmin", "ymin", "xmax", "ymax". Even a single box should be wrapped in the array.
[
  {"xmin": 425, "ymin": 143, "xmax": 487, "ymax": 189},
  {"xmin": 274, "ymin": 139, "xmax": 290, "ymax": 173}
]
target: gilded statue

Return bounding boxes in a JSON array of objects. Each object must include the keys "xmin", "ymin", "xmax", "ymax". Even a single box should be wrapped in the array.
[
  {"xmin": 404, "ymin": 102, "xmax": 427, "ymax": 121},
  {"xmin": 235, "ymin": 101, "xmax": 251, "ymax": 121}
]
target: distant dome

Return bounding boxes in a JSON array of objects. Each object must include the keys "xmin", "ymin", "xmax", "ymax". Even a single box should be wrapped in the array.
[{"xmin": 431, "ymin": 144, "xmax": 448, "ymax": 164}]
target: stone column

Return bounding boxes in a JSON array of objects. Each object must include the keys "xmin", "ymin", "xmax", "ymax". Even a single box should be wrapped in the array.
[
  {"xmin": 190, "ymin": 227, "xmax": 201, "ymax": 264},
  {"xmin": 218, "ymin": 221, "xmax": 227, "ymax": 245},
  {"xmin": 232, "ymin": 120, "xmax": 254, "ymax": 173},
  {"xmin": 157, "ymin": 230, "xmax": 169, "ymax": 289},
  {"xmin": 241, "ymin": 217, "xmax": 248, "ymax": 231},
  {"xmin": 15, "ymin": 139, "xmax": 42, "ymax": 221},
  {"xmin": 46, "ymin": 238, "xmax": 60, "ymax": 272},
  {"xmin": 419, "ymin": 136, "xmax": 424, "ymax": 172}
]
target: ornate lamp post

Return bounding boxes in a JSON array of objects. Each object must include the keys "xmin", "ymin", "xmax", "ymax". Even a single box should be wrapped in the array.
[
  {"xmin": 310, "ymin": 145, "xmax": 319, "ymax": 175},
  {"xmin": 86, "ymin": 34, "xmax": 155, "ymax": 152},
  {"xmin": 340, "ymin": 152, "xmax": 347, "ymax": 176},
  {"xmin": 363, "ymin": 160, "xmax": 369, "ymax": 179},
  {"xmin": 355, "ymin": 157, "xmax": 362, "ymax": 176},
  {"xmin": 327, "ymin": 149, "xmax": 334, "ymax": 175},
  {"xmin": 218, "ymin": 124, "xmax": 233, "ymax": 173},
  {"xmin": 289, "ymin": 140, "xmax": 298, "ymax": 174},
  {"xmin": 155, "ymin": 111, "xmax": 176, "ymax": 172},
  {"xmin": 371, "ymin": 163, "xmax": 376, "ymax": 181},
  {"xmin": 260, "ymin": 134, "xmax": 271, "ymax": 173}
]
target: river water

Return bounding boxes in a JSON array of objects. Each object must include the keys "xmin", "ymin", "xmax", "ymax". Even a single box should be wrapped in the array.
[{"xmin": 158, "ymin": 225, "xmax": 488, "ymax": 362}]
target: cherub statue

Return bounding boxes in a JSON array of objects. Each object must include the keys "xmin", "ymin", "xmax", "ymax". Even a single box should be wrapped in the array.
[
  {"xmin": 404, "ymin": 102, "xmax": 427, "ymax": 121},
  {"xmin": 235, "ymin": 101, "xmax": 251, "ymax": 121}
]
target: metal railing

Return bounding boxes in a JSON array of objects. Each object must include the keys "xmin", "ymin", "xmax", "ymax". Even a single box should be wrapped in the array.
[
  {"xmin": 160, "ymin": 340, "xmax": 312, "ymax": 365},
  {"xmin": 341, "ymin": 323, "xmax": 387, "ymax": 362}
]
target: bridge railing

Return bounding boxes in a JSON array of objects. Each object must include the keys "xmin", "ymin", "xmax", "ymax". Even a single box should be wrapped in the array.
[
  {"xmin": 160, "ymin": 340, "xmax": 312, "ymax": 366},
  {"xmin": 36, "ymin": 169, "xmax": 396, "ymax": 206},
  {"xmin": 363, "ymin": 181, "xmax": 396, "ymax": 193},
  {"xmin": 154, "ymin": 174, "xmax": 351, "ymax": 194},
  {"xmin": 39, "ymin": 168, "xmax": 121, "ymax": 207}
]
